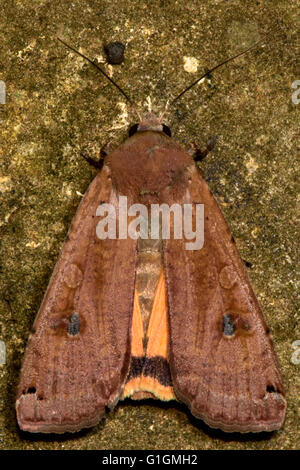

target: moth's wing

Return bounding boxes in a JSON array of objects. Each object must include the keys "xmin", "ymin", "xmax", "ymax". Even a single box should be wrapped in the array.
[
  {"xmin": 164, "ymin": 165, "xmax": 286, "ymax": 433},
  {"xmin": 16, "ymin": 165, "xmax": 137, "ymax": 433}
]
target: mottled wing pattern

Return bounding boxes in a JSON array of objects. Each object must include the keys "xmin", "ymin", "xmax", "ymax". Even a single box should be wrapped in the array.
[
  {"xmin": 164, "ymin": 164, "xmax": 286, "ymax": 432},
  {"xmin": 16, "ymin": 165, "xmax": 137, "ymax": 433}
]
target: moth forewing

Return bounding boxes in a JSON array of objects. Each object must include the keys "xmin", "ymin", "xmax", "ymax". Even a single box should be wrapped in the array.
[{"xmin": 163, "ymin": 161, "xmax": 286, "ymax": 433}]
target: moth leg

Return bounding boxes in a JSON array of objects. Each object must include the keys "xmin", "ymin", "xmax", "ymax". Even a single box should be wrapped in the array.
[
  {"xmin": 190, "ymin": 135, "xmax": 218, "ymax": 162},
  {"xmin": 243, "ymin": 258, "xmax": 253, "ymax": 268},
  {"xmin": 80, "ymin": 151, "xmax": 104, "ymax": 170},
  {"xmin": 80, "ymin": 143, "xmax": 112, "ymax": 170},
  {"xmin": 100, "ymin": 142, "xmax": 113, "ymax": 158}
]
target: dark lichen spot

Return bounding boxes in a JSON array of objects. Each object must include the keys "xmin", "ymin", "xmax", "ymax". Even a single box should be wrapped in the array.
[
  {"xmin": 104, "ymin": 42, "xmax": 125, "ymax": 64},
  {"xmin": 222, "ymin": 314, "xmax": 236, "ymax": 336},
  {"xmin": 175, "ymin": 105, "xmax": 188, "ymax": 121},
  {"xmin": 67, "ymin": 313, "xmax": 80, "ymax": 336}
]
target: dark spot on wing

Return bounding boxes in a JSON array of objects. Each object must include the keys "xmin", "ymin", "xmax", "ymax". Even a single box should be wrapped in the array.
[
  {"xmin": 143, "ymin": 356, "xmax": 172, "ymax": 387},
  {"xmin": 67, "ymin": 313, "xmax": 80, "ymax": 336},
  {"xmin": 222, "ymin": 314, "xmax": 236, "ymax": 336}
]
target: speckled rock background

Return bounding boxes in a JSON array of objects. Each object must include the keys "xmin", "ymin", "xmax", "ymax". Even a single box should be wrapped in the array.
[{"xmin": 0, "ymin": 0, "xmax": 298, "ymax": 450}]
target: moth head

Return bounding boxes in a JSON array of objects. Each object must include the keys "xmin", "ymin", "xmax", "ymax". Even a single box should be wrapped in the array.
[{"xmin": 129, "ymin": 113, "xmax": 171, "ymax": 137}]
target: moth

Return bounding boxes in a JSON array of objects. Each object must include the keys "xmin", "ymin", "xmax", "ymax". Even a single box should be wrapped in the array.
[{"xmin": 16, "ymin": 35, "xmax": 286, "ymax": 434}]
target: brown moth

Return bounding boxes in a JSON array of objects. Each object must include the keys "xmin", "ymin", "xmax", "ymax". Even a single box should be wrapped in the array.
[{"xmin": 16, "ymin": 37, "xmax": 286, "ymax": 434}]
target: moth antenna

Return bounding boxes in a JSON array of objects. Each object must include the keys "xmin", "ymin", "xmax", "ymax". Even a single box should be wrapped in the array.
[
  {"xmin": 57, "ymin": 37, "xmax": 141, "ymax": 120},
  {"xmin": 169, "ymin": 26, "xmax": 281, "ymax": 107}
]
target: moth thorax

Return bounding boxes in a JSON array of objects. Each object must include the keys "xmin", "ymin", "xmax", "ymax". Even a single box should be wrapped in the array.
[{"xmin": 137, "ymin": 113, "xmax": 163, "ymax": 132}]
